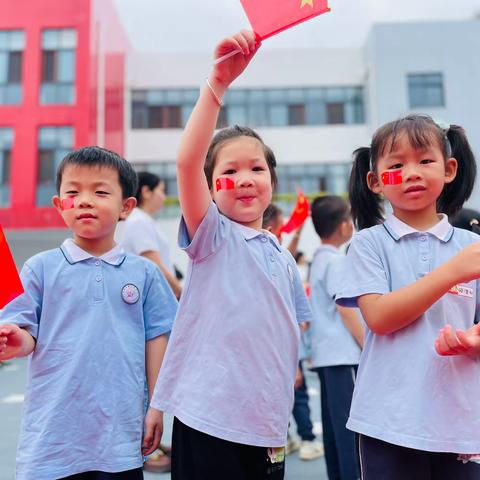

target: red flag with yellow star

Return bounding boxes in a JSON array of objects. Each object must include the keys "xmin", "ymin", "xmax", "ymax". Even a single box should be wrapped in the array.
[
  {"xmin": 240, "ymin": 0, "xmax": 330, "ymax": 40},
  {"xmin": 280, "ymin": 191, "xmax": 310, "ymax": 234},
  {"xmin": 0, "ymin": 225, "xmax": 23, "ymax": 309}
]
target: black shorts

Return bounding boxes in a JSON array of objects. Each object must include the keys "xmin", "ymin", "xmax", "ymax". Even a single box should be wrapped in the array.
[
  {"xmin": 358, "ymin": 434, "xmax": 480, "ymax": 480},
  {"xmin": 59, "ymin": 468, "xmax": 143, "ymax": 480},
  {"xmin": 171, "ymin": 417, "xmax": 285, "ymax": 480}
]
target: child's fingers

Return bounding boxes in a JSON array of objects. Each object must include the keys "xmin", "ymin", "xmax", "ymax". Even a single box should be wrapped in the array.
[
  {"xmin": 233, "ymin": 32, "xmax": 250, "ymax": 56},
  {"xmin": 456, "ymin": 329, "xmax": 477, "ymax": 350},
  {"xmin": 240, "ymin": 29, "xmax": 257, "ymax": 52},
  {"xmin": 142, "ymin": 424, "xmax": 160, "ymax": 456}
]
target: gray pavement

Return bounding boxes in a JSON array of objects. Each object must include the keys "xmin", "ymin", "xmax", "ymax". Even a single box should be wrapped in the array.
[{"xmin": 1, "ymin": 229, "xmax": 327, "ymax": 479}]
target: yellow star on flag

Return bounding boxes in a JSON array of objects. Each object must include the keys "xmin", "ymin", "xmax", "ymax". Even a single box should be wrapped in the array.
[{"xmin": 301, "ymin": 0, "xmax": 314, "ymax": 7}]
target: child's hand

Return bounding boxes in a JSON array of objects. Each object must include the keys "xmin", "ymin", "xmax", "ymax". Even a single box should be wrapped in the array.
[
  {"xmin": 211, "ymin": 30, "xmax": 260, "ymax": 89},
  {"xmin": 294, "ymin": 366, "xmax": 303, "ymax": 390},
  {"xmin": 435, "ymin": 323, "xmax": 480, "ymax": 357},
  {"xmin": 0, "ymin": 324, "xmax": 25, "ymax": 361},
  {"xmin": 448, "ymin": 243, "xmax": 480, "ymax": 284},
  {"xmin": 142, "ymin": 407, "xmax": 163, "ymax": 456}
]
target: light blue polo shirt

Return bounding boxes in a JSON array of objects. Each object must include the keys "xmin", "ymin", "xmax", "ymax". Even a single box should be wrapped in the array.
[
  {"xmin": 151, "ymin": 202, "xmax": 312, "ymax": 447},
  {"xmin": 0, "ymin": 239, "xmax": 177, "ymax": 480},
  {"xmin": 309, "ymin": 245, "xmax": 361, "ymax": 368},
  {"xmin": 337, "ymin": 214, "xmax": 480, "ymax": 453}
]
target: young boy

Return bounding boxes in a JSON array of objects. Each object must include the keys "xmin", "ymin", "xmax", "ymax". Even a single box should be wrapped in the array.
[
  {"xmin": 0, "ymin": 147, "xmax": 178, "ymax": 480},
  {"xmin": 309, "ymin": 196, "xmax": 364, "ymax": 480}
]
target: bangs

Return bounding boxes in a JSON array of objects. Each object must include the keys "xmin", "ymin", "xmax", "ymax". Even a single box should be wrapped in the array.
[{"xmin": 372, "ymin": 115, "xmax": 446, "ymax": 164}]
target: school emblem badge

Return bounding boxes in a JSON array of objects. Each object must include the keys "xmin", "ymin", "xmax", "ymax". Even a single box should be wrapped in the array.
[{"xmin": 121, "ymin": 284, "xmax": 140, "ymax": 304}]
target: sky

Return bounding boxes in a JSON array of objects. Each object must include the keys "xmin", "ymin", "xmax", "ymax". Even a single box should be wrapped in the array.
[{"xmin": 113, "ymin": 0, "xmax": 480, "ymax": 52}]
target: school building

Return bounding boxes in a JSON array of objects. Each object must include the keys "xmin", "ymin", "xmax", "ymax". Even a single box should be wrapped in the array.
[
  {"xmin": 1, "ymin": 4, "xmax": 479, "ymax": 228},
  {"xmin": 0, "ymin": 0, "xmax": 128, "ymax": 228}
]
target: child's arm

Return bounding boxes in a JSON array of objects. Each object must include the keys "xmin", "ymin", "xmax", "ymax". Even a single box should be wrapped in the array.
[
  {"xmin": 0, "ymin": 324, "xmax": 35, "ymax": 361},
  {"xmin": 337, "ymin": 306, "xmax": 364, "ymax": 348},
  {"xmin": 141, "ymin": 251, "xmax": 182, "ymax": 299},
  {"xmin": 177, "ymin": 31, "xmax": 260, "ymax": 240},
  {"xmin": 142, "ymin": 333, "xmax": 168, "ymax": 456},
  {"xmin": 435, "ymin": 323, "xmax": 480, "ymax": 357},
  {"xmin": 357, "ymin": 242, "xmax": 480, "ymax": 335}
]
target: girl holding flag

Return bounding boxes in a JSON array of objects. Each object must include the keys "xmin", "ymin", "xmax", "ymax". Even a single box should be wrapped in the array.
[{"xmin": 149, "ymin": 31, "xmax": 312, "ymax": 480}]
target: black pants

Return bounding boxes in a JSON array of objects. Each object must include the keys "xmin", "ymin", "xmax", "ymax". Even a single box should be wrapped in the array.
[
  {"xmin": 358, "ymin": 434, "xmax": 480, "ymax": 480},
  {"xmin": 60, "ymin": 468, "xmax": 143, "ymax": 480},
  {"xmin": 315, "ymin": 365, "xmax": 359, "ymax": 480},
  {"xmin": 171, "ymin": 417, "xmax": 285, "ymax": 480}
]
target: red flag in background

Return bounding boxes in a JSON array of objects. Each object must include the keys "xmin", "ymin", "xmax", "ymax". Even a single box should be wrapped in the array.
[
  {"xmin": 240, "ymin": 0, "xmax": 330, "ymax": 40},
  {"xmin": 280, "ymin": 191, "xmax": 310, "ymax": 234},
  {"xmin": 0, "ymin": 225, "xmax": 23, "ymax": 309}
]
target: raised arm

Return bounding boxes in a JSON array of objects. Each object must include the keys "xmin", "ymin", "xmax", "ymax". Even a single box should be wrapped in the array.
[
  {"xmin": 0, "ymin": 324, "xmax": 35, "ymax": 360},
  {"xmin": 358, "ymin": 242, "xmax": 480, "ymax": 335},
  {"xmin": 177, "ymin": 31, "xmax": 260, "ymax": 239}
]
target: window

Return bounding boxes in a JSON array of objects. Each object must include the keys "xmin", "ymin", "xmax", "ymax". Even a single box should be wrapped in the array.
[
  {"xmin": 131, "ymin": 89, "xmax": 197, "ymax": 129},
  {"xmin": 408, "ymin": 73, "xmax": 445, "ymax": 108},
  {"xmin": 131, "ymin": 86, "xmax": 365, "ymax": 130},
  {"xmin": 36, "ymin": 127, "xmax": 74, "ymax": 206},
  {"xmin": 40, "ymin": 29, "xmax": 77, "ymax": 104},
  {"xmin": 276, "ymin": 163, "xmax": 351, "ymax": 196},
  {"xmin": 0, "ymin": 128, "xmax": 13, "ymax": 206},
  {"xmin": 0, "ymin": 30, "xmax": 24, "ymax": 105}
]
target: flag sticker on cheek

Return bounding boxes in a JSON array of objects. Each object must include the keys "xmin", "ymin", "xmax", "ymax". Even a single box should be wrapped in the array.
[
  {"xmin": 381, "ymin": 170, "xmax": 403, "ymax": 185},
  {"xmin": 61, "ymin": 198, "xmax": 75, "ymax": 210},
  {"xmin": 216, "ymin": 178, "xmax": 235, "ymax": 192}
]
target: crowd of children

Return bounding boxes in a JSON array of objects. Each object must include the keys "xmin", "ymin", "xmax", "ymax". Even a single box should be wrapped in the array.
[{"xmin": 1, "ymin": 28, "xmax": 480, "ymax": 480}]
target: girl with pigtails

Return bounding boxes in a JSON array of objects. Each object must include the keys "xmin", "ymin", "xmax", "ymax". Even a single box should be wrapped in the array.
[{"xmin": 336, "ymin": 115, "xmax": 480, "ymax": 479}]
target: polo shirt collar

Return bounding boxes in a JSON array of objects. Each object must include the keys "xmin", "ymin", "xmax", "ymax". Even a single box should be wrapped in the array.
[
  {"xmin": 60, "ymin": 238, "xmax": 126, "ymax": 266},
  {"xmin": 383, "ymin": 213, "xmax": 453, "ymax": 242},
  {"xmin": 235, "ymin": 223, "xmax": 282, "ymax": 252}
]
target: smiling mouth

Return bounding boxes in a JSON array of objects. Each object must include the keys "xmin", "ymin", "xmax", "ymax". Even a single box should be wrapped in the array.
[
  {"xmin": 404, "ymin": 186, "xmax": 426, "ymax": 194},
  {"xmin": 77, "ymin": 213, "xmax": 97, "ymax": 220},
  {"xmin": 237, "ymin": 196, "xmax": 255, "ymax": 202}
]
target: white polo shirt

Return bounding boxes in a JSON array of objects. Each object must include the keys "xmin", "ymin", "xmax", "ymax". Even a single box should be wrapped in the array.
[
  {"xmin": 151, "ymin": 202, "xmax": 312, "ymax": 447},
  {"xmin": 337, "ymin": 214, "xmax": 480, "ymax": 453}
]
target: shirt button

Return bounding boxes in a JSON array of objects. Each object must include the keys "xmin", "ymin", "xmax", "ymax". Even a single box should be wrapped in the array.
[
  {"xmin": 270, "ymin": 255, "xmax": 275, "ymax": 262},
  {"xmin": 95, "ymin": 275, "xmax": 102, "ymax": 282},
  {"xmin": 95, "ymin": 260, "xmax": 100, "ymax": 266},
  {"xmin": 421, "ymin": 236, "xmax": 427, "ymax": 242},
  {"xmin": 261, "ymin": 236, "xmax": 267, "ymax": 243},
  {"xmin": 422, "ymin": 256, "xmax": 427, "ymax": 261}
]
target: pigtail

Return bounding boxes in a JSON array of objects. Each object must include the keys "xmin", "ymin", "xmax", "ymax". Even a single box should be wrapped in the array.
[
  {"xmin": 349, "ymin": 147, "xmax": 384, "ymax": 230},
  {"xmin": 437, "ymin": 125, "xmax": 477, "ymax": 218}
]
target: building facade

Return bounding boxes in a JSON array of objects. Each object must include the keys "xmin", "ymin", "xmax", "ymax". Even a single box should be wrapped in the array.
[
  {"xmin": 1, "ymin": 14, "xmax": 479, "ymax": 227},
  {"xmin": 0, "ymin": 0, "xmax": 128, "ymax": 228}
]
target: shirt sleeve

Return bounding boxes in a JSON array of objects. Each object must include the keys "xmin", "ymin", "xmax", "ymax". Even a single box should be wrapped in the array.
[
  {"xmin": 143, "ymin": 263, "xmax": 178, "ymax": 341},
  {"xmin": 178, "ymin": 202, "xmax": 230, "ymax": 262},
  {"xmin": 336, "ymin": 230, "xmax": 390, "ymax": 308},
  {"xmin": 291, "ymin": 259, "xmax": 313, "ymax": 324},
  {"xmin": 324, "ymin": 255, "xmax": 346, "ymax": 299},
  {"xmin": 0, "ymin": 263, "xmax": 43, "ymax": 339}
]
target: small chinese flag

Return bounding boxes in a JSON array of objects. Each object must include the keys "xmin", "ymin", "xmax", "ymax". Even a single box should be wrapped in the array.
[
  {"xmin": 0, "ymin": 225, "xmax": 24, "ymax": 309},
  {"xmin": 240, "ymin": 0, "xmax": 330, "ymax": 40},
  {"xmin": 281, "ymin": 191, "xmax": 310, "ymax": 234}
]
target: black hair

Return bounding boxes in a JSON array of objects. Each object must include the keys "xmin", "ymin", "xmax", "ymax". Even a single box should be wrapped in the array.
[
  {"xmin": 349, "ymin": 114, "xmax": 477, "ymax": 230},
  {"xmin": 311, "ymin": 195, "xmax": 351, "ymax": 239},
  {"xmin": 204, "ymin": 125, "xmax": 277, "ymax": 190},
  {"xmin": 262, "ymin": 203, "xmax": 283, "ymax": 229},
  {"xmin": 450, "ymin": 208, "xmax": 480, "ymax": 235},
  {"xmin": 56, "ymin": 146, "xmax": 138, "ymax": 199},
  {"xmin": 136, "ymin": 171, "xmax": 164, "ymax": 206},
  {"xmin": 294, "ymin": 251, "xmax": 305, "ymax": 263}
]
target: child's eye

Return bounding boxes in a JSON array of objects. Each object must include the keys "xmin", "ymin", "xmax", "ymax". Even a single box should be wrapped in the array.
[
  {"xmin": 420, "ymin": 159, "xmax": 434, "ymax": 164},
  {"xmin": 65, "ymin": 191, "xmax": 78, "ymax": 195},
  {"xmin": 96, "ymin": 191, "xmax": 110, "ymax": 195},
  {"xmin": 388, "ymin": 163, "xmax": 403, "ymax": 170},
  {"xmin": 252, "ymin": 166, "xmax": 265, "ymax": 172},
  {"xmin": 223, "ymin": 169, "xmax": 236, "ymax": 175}
]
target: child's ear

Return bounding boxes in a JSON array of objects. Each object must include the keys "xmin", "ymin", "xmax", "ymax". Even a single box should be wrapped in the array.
[
  {"xmin": 52, "ymin": 196, "xmax": 63, "ymax": 215},
  {"xmin": 119, "ymin": 197, "xmax": 137, "ymax": 220},
  {"xmin": 444, "ymin": 157, "xmax": 458, "ymax": 184},
  {"xmin": 367, "ymin": 171, "xmax": 382, "ymax": 194}
]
